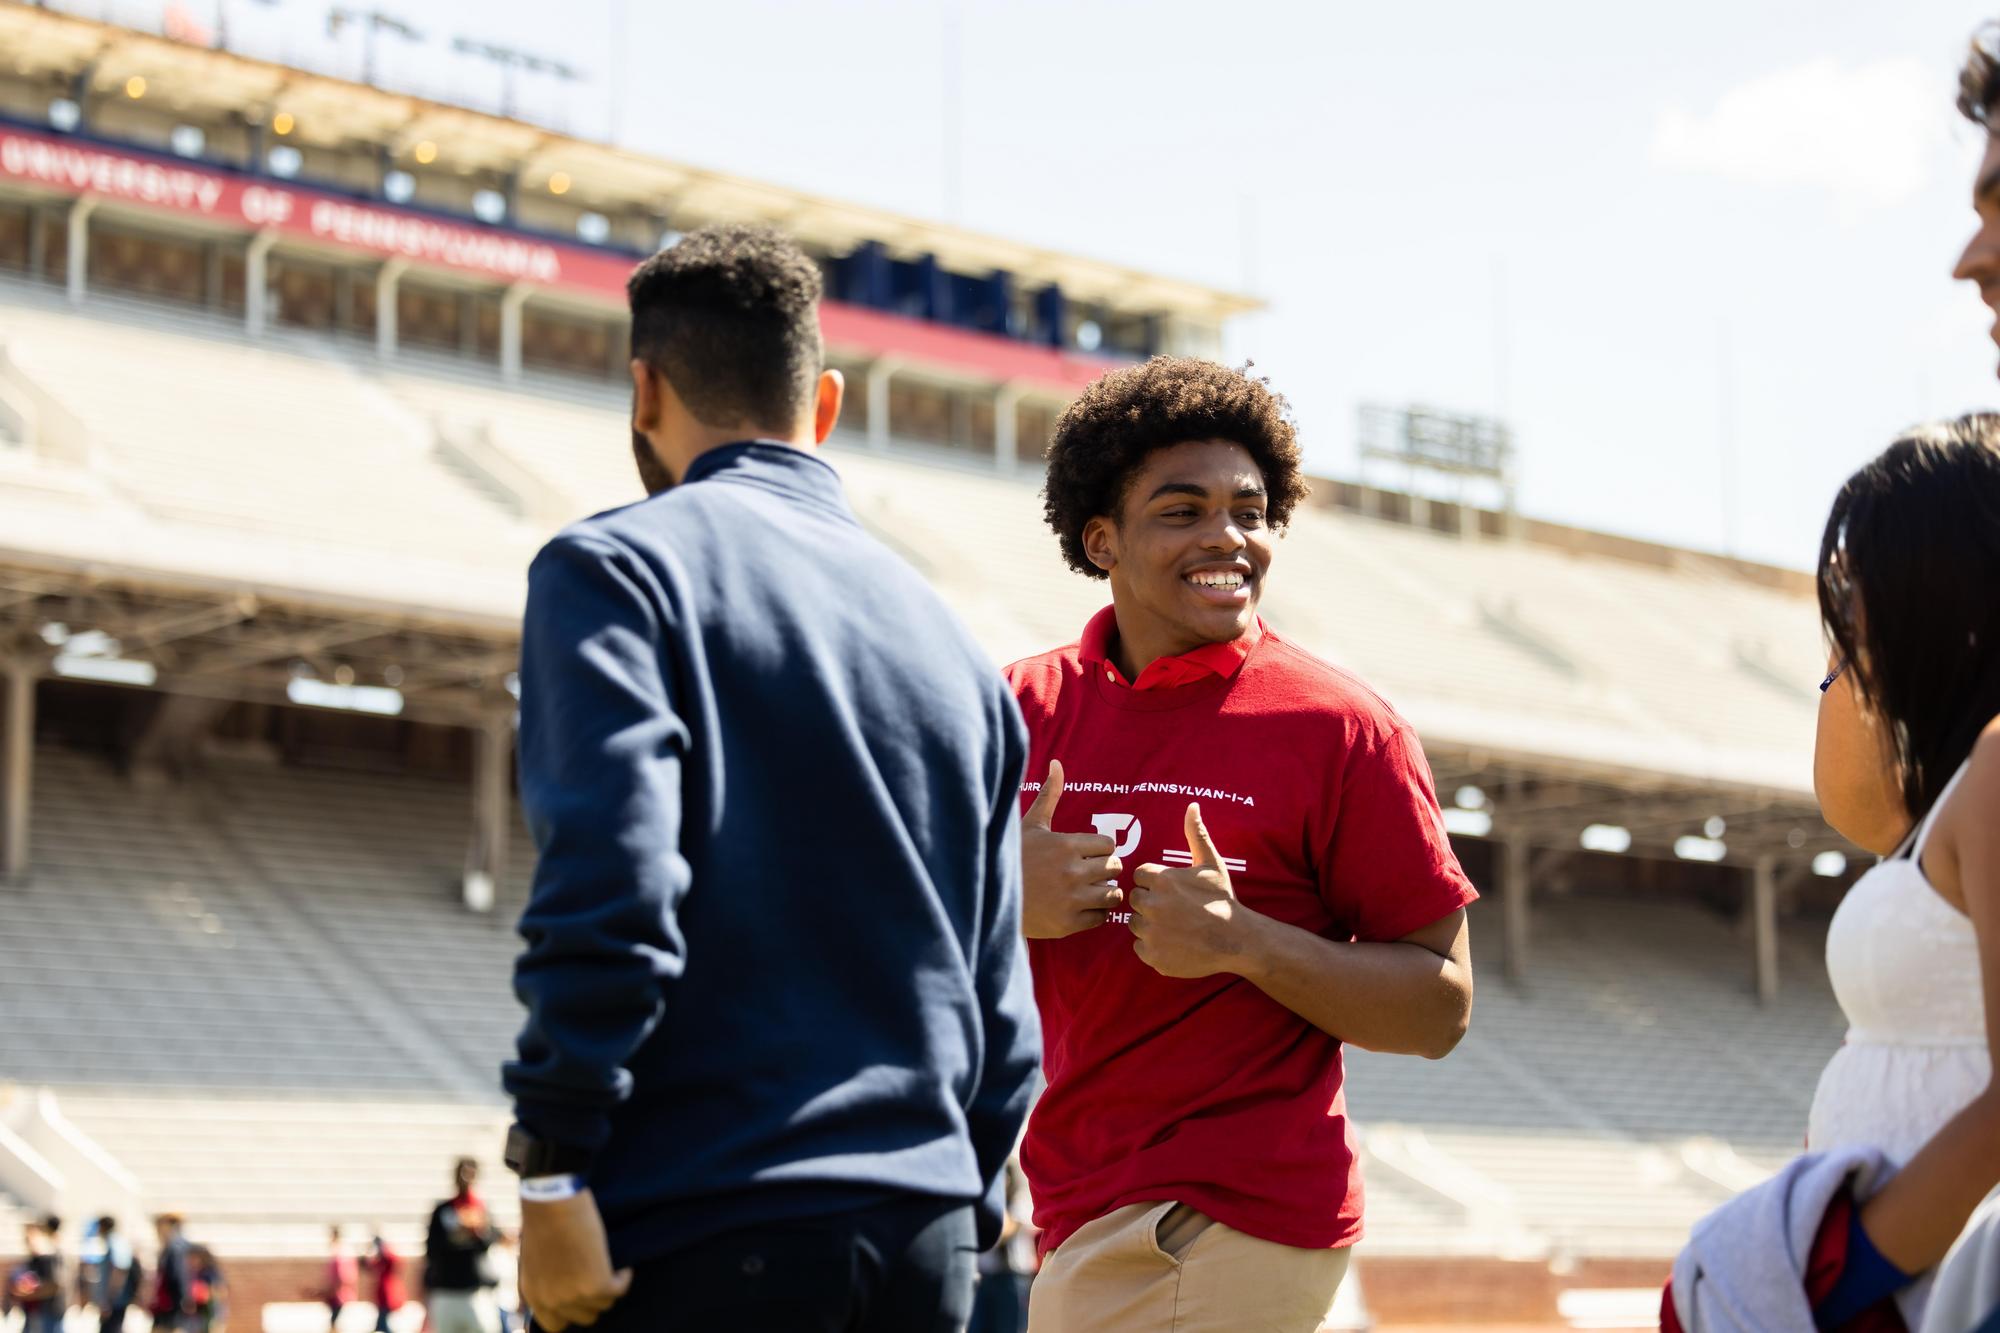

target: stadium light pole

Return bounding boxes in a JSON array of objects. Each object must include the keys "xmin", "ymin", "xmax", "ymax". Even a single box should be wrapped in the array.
[
  {"xmin": 451, "ymin": 36, "xmax": 583, "ymax": 123},
  {"xmin": 941, "ymin": 0, "xmax": 963, "ymax": 221},
  {"xmin": 213, "ymin": 0, "xmax": 280, "ymax": 55},
  {"xmin": 1716, "ymin": 317, "xmax": 1738, "ymax": 558},
  {"xmin": 326, "ymin": 7, "xmax": 424, "ymax": 88},
  {"xmin": 606, "ymin": 0, "xmax": 626, "ymax": 144}
]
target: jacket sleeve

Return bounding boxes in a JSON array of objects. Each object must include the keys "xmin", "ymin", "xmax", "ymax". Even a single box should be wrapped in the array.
[
  {"xmin": 503, "ymin": 533, "xmax": 693, "ymax": 1162},
  {"xmin": 965, "ymin": 686, "xmax": 1043, "ymax": 1250}
]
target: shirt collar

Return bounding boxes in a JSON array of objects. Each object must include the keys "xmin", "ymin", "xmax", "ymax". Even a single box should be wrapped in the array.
[
  {"xmin": 1078, "ymin": 604, "xmax": 1263, "ymax": 691},
  {"xmin": 681, "ymin": 440, "xmax": 844, "ymax": 499}
]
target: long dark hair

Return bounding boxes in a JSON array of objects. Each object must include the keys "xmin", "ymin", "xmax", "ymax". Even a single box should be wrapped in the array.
[{"xmin": 1818, "ymin": 413, "xmax": 2000, "ymax": 821}]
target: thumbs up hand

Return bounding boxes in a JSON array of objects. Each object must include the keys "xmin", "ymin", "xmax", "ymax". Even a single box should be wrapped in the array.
[
  {"xmin": 1129, "ymin": 803, "xmax": 1251, "ymax": 978},
  {"xmin": 1021, "ymin": 759, "xmax": 1126, "ymax": 939}
]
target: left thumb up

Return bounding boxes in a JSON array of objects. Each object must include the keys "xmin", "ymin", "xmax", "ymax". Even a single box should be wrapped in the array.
[{"xmin": 1184, "ymin": 802, "xmax": 1224, "ymax": 870}]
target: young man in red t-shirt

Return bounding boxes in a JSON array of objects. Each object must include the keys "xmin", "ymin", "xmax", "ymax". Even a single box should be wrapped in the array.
[{"xmin": 1008, "ymin": 358, "xmax": 1478, "ymax": 1331}]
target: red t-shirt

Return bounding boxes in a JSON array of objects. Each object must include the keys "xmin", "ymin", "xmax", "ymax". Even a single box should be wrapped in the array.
[{"xmin": 1006, "ymin": 608, "xmax": 1477, "ymax": 1257}]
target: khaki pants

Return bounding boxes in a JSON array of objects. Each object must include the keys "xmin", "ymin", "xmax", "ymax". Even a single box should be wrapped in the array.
[
  {"xmin": 1027, "ymin": 1201, "xmax": 1351, "ymax": 1333},
  {"xmin": 428, "ymin": 1289, "xmax": 501, "ymax": 1333}
]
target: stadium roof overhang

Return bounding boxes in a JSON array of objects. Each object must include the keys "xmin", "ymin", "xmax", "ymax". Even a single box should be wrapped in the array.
[
  {"xmin": 0, "ymin": 556, "xmax": 1846, "ymax": 866},
  {"xmin": 1422, "ymin": 743, "xmax": 1848, "ymax": 869},
  {"xmin": 0, "ymin": 4, "xmax": 1261, "ymax": 327},
  {"xmin": 0, "ymin": 557, "xmax": 517, "ymax": 727}
]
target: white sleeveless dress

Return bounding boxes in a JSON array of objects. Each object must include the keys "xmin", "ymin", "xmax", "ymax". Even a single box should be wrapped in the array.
[{"xmin": 1807, "ymin": 757, "xmax": 1990, "ymax": 1324}]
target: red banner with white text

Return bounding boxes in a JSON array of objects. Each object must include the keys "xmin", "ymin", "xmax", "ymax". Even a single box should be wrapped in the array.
[{"xmin": 0, "ymin": 123, "xmax": 1120, "ymax": 391}]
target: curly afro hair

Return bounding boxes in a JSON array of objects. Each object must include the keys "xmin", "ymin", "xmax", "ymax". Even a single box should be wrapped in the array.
[{"xmin": 1042, "ymin": 356, "xmax": 1310, "ymax": 578}]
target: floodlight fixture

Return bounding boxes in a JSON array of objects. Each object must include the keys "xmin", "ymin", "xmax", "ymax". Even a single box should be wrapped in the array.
[
  {"xmin": 1580, "ymin": 824, "xmax": 1632, "ymax": 855},
  {"xmin": 1674, "ymin": 836, "xmax": 1727, "ymax": 863},
  {"xmin": 1441, "ymin": 808, "xmax": 1492, "ymax": 838}
]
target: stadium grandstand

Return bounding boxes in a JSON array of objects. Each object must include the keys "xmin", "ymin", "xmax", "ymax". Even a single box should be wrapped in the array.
[{"xmin": 0, "ymin": 4, "xmax": 1860, "ymax": 1329}]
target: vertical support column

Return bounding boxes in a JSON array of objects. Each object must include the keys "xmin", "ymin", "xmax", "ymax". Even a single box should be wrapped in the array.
[
  {"xmin": 204, "ymin": 242, "xmax": 226, "ymax": 312},
  {"xmin": 607, "ymin": 316, "xmax": 630, "ymax": 381},
  {"xmin": 950, "ymin": 391, "xmax": 972, "ymax": 453},
  {"xmin": 244, "ymin": 229, "xmax": 279, "ymax": 339},
  {"xmin": 500, "ymin": 284, "xmax": 531, "ymax": 384},
  {"xmin": 27, "ymin": 207, "xmax": 47, "ymax": 284},
  {"xmin": 375, "ymin": 259, "xmax": 408, "ymax": 361},
  {"xmin": 334, "ymin": 267, "xmax": 354, "ymax": 334},
  {"xmin": 1501, "ymin": 834, "xmax": 1530, "ymax": 984},
  {"xmin": 994, "ymin": 383, "xmax": 1022, "ymax": 475},
  {"xmin": 465, "ymin": 712, "xmax": 512, "ymax": 913},
  {"xmin": 66, "ymin": 198, "xmax": 96, "ymax": 306},
  {"xmin": 866, "ymin": 359, "xmax": 900, "ymax": 451},
  {"xmin": 1752, "ymin": 854, "xmax": 1779, "ymax": 1005},
  {"xmin": 2, "ymin": 665, "xmax": 36, "ymax": 884}
]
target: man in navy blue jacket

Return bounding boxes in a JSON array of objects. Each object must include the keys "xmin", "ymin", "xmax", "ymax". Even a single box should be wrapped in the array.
[{"xmin": 505, "ymin": 224, "xmax": 1040, "ymax": 1332}]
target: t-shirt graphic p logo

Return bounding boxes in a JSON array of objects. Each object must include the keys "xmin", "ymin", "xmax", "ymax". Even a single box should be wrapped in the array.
[{"xmin": 1090, "ymin": 813, "xmax": 1144, "ymax": 860}]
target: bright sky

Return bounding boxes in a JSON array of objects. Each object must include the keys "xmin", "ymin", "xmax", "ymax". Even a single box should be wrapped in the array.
[{"xmin": 171, "ymin": 0, "xmax": 2000, "ymax": 569}]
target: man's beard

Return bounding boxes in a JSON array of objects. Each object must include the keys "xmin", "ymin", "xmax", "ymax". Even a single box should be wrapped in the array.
[{"xmin": 632, "ymin": 429, "xmax": 674, "ymax": 496}]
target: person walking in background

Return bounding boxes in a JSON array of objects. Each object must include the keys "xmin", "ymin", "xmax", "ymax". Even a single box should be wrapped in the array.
[
  {"xmin": 35, "ymin": 1217, "xmax": 65, "ymax": 1333},
  {"xmin": 149, "ymin": 1214, "xmax": 194, "ymax": 1333},
  {"xmin": 1008, "ymin": 358, "xmax": 1477, "ymax": 1331},
  {"xmin": 188, "ymin": 1244, "xmax": 225, "ymax": 1333},
  {"xmin": 424, "ymin": 1159, "xmax": 501, "ymax": 1333},
  {"xmin": 313, "ymin": 1224, "xmax": 356, "ymax": 1331},
  {"xmin": 504, "ymin": 223, "xmax": 1039, "ymax": 1332},
  {"xmin": 76, "ymin": 1215, "xmax": 103, "ymax": 1324},
  {"xmin": 5, "ymin": 1219, "xmax": 62, "ymax": 1333},
  {"xmin": 1793, "ymin": 417, "xmax": 2000, "ymax": 1326},
  {"xmin": 359, "ymin": 1232, "xmax": 402, "ymax": 1333},
  {"xmin": 95, "ymin": 1216, "xmax": 140, "ymax": 1333}
]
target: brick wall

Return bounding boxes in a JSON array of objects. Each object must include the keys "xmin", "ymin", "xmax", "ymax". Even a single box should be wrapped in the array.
[{"xmin": 1360, "ymin": 1254, "xmax": 1670, "ymax": 1327}]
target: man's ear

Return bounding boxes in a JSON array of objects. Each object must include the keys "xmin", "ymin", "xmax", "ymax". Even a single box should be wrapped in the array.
[
  {"xmin": 630, "ymin": 358, "xmax": 662, "ymax": 433},
  {"xmin": 812, "ymin": 369, "xmax": 844, "ymax": 444},
  {"xmin": 1082, "ymin": 515, "xmax": 1119, "ymax": 574}
]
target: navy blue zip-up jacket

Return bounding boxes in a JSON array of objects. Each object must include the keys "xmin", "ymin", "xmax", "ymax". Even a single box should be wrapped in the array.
[{"xmin": 504, "ymin": 441, "xmax": 1040, "ymax": 1264}]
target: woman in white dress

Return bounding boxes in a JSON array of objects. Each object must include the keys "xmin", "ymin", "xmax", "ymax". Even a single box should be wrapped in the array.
[{"xmin": 1806, "ymin": 415, "xmax": 2000, "ymax": 1324}]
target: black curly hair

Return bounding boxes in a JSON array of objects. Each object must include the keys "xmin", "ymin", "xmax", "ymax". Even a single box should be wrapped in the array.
[
  {"xmin": 628, "ymin": 224, "xmax": 823, "ymax": 430},
  {"xmin": 1042, "ymin": 356, "xmax": 1310, "ymax": 578}
]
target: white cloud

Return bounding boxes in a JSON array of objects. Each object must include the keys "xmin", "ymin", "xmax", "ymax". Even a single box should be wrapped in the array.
[{"xmin": 1651, "ymin": 57, "xmax": 1945, "ymax": 209}]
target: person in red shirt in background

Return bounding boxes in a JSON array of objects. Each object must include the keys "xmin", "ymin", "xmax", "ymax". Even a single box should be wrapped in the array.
[
  {"xmin": 359, "ymin": 1230, "xmax": 403, "ymax": 1333},
  {"xmin": 1008, "ymin": 358, "xmax": 1478, "ymax": 1332},
  {"xmin": 312, "ymin": 1224, "xmax": 356, "ymax": 1330}
]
